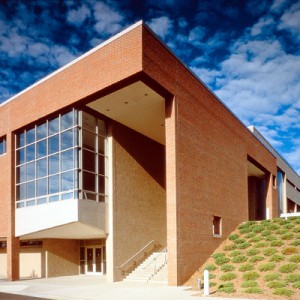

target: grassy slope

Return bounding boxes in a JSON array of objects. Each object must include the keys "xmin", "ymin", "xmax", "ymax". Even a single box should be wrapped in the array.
[{"xmin": 186, "ymin": 217, "xmax": 300, "ymax": 299}]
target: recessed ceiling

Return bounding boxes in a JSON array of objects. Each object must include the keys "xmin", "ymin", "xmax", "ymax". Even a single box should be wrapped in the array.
[
  {"xmin": 87, "ymin": 81, "xmax": 165, "ymax": 144},
  {"xmin": 19, "ymin": 222, "xmax": 106, "ymax": 240},
  {"xmin": 248, "ymin": 161, "xmax": 266, "ymax": 178}
]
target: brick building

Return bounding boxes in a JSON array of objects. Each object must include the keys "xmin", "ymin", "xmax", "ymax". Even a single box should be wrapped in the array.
[{"xmin": 0, "ymin": 21, "xmax": 299, "ymax": 285}]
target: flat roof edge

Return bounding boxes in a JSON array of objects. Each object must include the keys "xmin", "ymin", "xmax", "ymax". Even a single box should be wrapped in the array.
[{"xmin": 0, "ymin": 20, "xmax": 144, "ymax": 108}]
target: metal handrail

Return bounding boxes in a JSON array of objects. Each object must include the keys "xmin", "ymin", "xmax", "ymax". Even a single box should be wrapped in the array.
[{"xmin": 117, "ymin": 240, "xmax": 159, "ymax": 275}]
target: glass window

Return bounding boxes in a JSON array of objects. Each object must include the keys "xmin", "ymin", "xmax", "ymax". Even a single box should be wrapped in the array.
[
  {"xmin": 37, "ymin": 197, "xmax": 47, "ymax": 205},
  {"xmin": 26, "ymin": 144, "xmax": 35, "ymax": 162},
  {"xmin": 16, "ymin": 148, "xmax": 25, "ymax": 165},
  {"xmin": 49, "ymin": 117, "xmax": 59, "ymax": 135},
  {"xmin": 61, "ymin": 149, "xmax": 73, "ymax": 171},
  {"xmin": 0, "ymin": 137, "xmax": 6, "ymax": 155},
  {"xmin": 82, "ymin": 149, "xmax": 95, "ymax": 172},
  {"xmin": 61, "ymin": 129, "xmax": 73, "ymax": 150},
  {"xmin": 18, "ymin": 132, "xmax": 25, "ymax": 148},
  {"xmin": 49, "ymin": 154, "xmax": 59, "ymax": 175},
  {"xmin": 98, "ymin": 175, "xmax": 106, "ymax": 194},
  {"xmin": 17, "ymin": 165, "xmax": 26, "ymax": 183},
  {"xmin": 37, "ymin": 123, "xmax": 47, "ymax": 140},
  {"xmin": 82, "ymin": 112, "xmax": 96, "ymax": 132},
  {"xmin": 98, "ymin": 137, "xmax": 106, "ymax": 154},
  {"xmin": 26, "ymin": 181, "xmax": 35, "ymax": 199},
  {"xmin": 49, "ymin": 195, "xmax": 59, "ymax": 202},
  {"xmin": 213, "ymin": 216, "xmax": 222, "ymax": 236},
  {"xmin": 61, "ymin": 111, "xmax": 73, "ymax": 130},
  {"xmin": 37, "ymin": 178, "xmax": 47, "ymax": 196},
  {"xmin": 48, "ymin": 134, "xmax": 59, "ymax": 154},
  {"xmin": 61, "ymin": 171, "xmax": 74, "ymax": 191},
  {"xmin": 37, "ymin": 140, "xmax": 47, "ymax": 158},
  {"xmin": 26, "ymin": 162, "xmax": 35, "ymax": 181},
  {"xmin": 49, "ymin": 175, "xmax": 59, "ymax": 194},
  {"xmin": 26, "ymin": 127, "xmax": 35, "ymax": 145},
  {"xmin": 98, "ymin": 119, "xmax": 106, "ymax": 136},
  {"xmin": 83, "ymin": 171, "xmax": 95, "ymax": 192},
  {"xmin": 17, "ymin": 184, "xmax": 26, "ymax": 201},
  {"xmin": 98, "ymin": 155, "xmax": 105, "ymax": 175},
  {"xmin": 37, "ymin": 158, "xmax": 47, "ymax": 178},
  {"xmin": 82, "ymin": 130, "xmax": 95, "ymax": 150}
]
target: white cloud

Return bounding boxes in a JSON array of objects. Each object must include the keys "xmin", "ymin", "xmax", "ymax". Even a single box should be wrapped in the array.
[
  {"xmin": 270, "ymin": 0, "xmax": 288, "ymax": 12},
  {"xmin": 67, "ymin": 5, "xmax": 91, "ymax": 26},
  {"xmin": 93, "ymin": 2, "xmax": 123, "ymax": 35},
  {"xmin": 147, "ymin": 16, "xmax": 173, "ymax": 39},
  {"xmin": 188, "ymin": 26, "xmax": 206, "ymax": 46},
  {"xmin": 278, "ymin": 2, "xmax": 300, "ymax": 38},
  {"xmin": 250, "ymin": 15, "xmax": 275, "ymax": 36}
]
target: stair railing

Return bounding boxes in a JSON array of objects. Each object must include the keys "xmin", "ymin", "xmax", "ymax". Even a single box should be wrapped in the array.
[
  {"xmin": 117, "ymin": 240, "xmax": 160, "ymax": 277},
  {"xmin": 146, "ymin": 248, "xmax": 167, "ymax": 283}
]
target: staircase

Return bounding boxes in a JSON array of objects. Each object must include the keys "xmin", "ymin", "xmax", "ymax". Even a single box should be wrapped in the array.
[{"xmin": 124, "ymin": 250, "xmax": 167, "ymax": 283}]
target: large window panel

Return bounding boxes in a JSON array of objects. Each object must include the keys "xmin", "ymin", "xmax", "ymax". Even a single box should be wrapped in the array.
[
  {"xmin": 49, "ymin": 175, "xmax": 59, "ymax": 194},
  {"xmin": 37, "ymin": 123, "xmax": 47, "ymax": 140},
  {"xmin": 61, "ymin": 149, "xmax": 73, "ymax": 171},
  {"xmin": 26, "ymin": 144, "xmax": 35, "ymax": 162},
  {"xmin": 82, "ymin": 171, "xmax": 95, "ymax": 192},
  {"xmin": 82, "ymin": 149, "xmax": 96, "ymax": 172},
  {"xmin": 61, "ymin": 129, "xmax": 73, "ymax": 150},
  {"xmin": 26, "ymin": 162, "xmax": 35, "ymax": 181},
  {"xmin": 37, "ymin": 178, "xmax": 47, "ymax": 196},
  {"xmin": 26, "ymin": 128, "xmax": 35, "ymax": 145},
  {"xmin": 61, "ymin": 171, "xmax": 74, "ymax": 192},
  {"xmin": 37, "ymin": 158, "xmax": 47, "ymax": 178},
  {"xmin": 82, "ymin": 130, "xmax": 95, "ymax": 151},
  {"xmin": 49, "ymin": 117, "xmax": 59, "ymax": 135},
  {"xmin": 49, "ymin": 154, "xmax": 59, "ymax": 175},
  {"xmin": 37, "ymin": 140, "xmax": 47, "ymax": 158},
  {"xmin": 16, "ymin": 148, "xmax": 25, "ymax": 165},
  {"xmin": 48, "ymin": 134, "xmax": 59, "ymax": 154},
  {"xmin": 61, "ymin": 111, "xmax": 73, "ymax": 130},
  {"xmin": 26, "ymin": 181, "xmax": 35, "ymax": 199}
]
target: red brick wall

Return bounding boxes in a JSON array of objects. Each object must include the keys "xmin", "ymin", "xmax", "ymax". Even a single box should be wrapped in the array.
[{"xmin": 142, "ymin": 25, "xmax": 277, "ymax": 285}]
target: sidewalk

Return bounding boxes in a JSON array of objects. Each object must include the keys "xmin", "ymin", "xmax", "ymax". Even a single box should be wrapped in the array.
[{"xmin": 0, "ymin": 275, "xmax": 255, "ymax": 300}]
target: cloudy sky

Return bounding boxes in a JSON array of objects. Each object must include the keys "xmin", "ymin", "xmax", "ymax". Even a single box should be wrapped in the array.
[{"xmin": 0, "ymin": 0, "xmax": 299, "ymax": 174}]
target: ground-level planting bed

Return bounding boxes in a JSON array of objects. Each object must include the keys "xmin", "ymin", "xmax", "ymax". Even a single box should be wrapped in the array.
[{"xmin": 186, "ymin": 217, "xmax": 300, "ymax": 299}]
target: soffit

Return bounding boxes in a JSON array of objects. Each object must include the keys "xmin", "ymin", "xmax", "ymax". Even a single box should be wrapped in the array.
[
  {"xmin": 87, "ymin": 81, "xmax": 165, "ymax": 144},
  {"xmin": 248, "ymin": 161, "xmax": 266, "ymax": 178}
]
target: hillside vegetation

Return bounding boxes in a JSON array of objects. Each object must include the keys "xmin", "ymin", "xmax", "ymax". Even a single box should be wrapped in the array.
[{"xmin": 187, "ymin": 217, "xmax": 300, "ymax": 299}]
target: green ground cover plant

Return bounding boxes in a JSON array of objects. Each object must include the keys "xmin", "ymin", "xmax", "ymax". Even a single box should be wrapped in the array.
[{"xmin": 264, "ymin": 273, "xmax": 281, "ymax": 282}]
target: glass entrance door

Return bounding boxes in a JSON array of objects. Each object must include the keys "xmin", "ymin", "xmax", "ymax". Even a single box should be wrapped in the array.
[{"xmin": 86, "ymin": 247, "xmax": 102, "ymax": 274}]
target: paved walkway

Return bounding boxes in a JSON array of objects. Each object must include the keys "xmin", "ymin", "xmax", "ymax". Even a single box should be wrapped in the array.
[{"xmin": 0, "ymin": 276, "xmax": 254, "ymax": 300}]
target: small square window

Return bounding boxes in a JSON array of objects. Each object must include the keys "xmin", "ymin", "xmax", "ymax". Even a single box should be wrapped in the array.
[
  {"xmin": 213, "ymin": 216, "xmax": 222, "ymax": 237},
  {"xmin": 0, "ymin": 136, "xmax": 6, "ymax": 155}
]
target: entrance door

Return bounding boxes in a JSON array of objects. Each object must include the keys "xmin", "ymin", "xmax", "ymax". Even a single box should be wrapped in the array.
[{"xmin": 86, "ymin": 247, "xmax": 102, "ymax": 274}]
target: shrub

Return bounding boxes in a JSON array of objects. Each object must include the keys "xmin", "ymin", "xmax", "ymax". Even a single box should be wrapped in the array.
[
  {"xmin": 228, "ymin": 234, "xmax": 239, "ymax": 241},
  {"xmin": 245, "ymin": 232, "xmax": 255, "ymax": 239},
  {"xmin": 241, "ymin": 280, "xmax": 258, "ymax": 288},
  {"xmin": 223, "ymin": 244, "xmax": 236, "ymax": 251},
  {"xmin": 221, "ymin": 264, "xmax": 234, "ymax": 272},
  {"xmin": 273, "ymin": 288, "xmax": 293, "ymax": 297},
  {"xmin": 243, "ymin": 271, "xmax": 260, "ymax": 281},
  {"xmin": 236, "ymin": 242, "xmax": 251, "ymax": 249},
  {"xmin": 219, "ymin": 272, "xmax": 236, "ymax": 281},
  {"xmin": 239, "ymin": 263, "xmax": 254, "ymax": 272},
  {"xmin": 212, "ymin": 252, "xmax": 225, "ymax": 259},
  {"xmin": 283, "ymin": 223, "xmax": 294, "ymax": 229},
  {"xmin": 285, "ymin": 274, "xmax": 300, "ymax": 283},
  {"xmin": 277, "ymin": 228, "xmax": 289, "ymax": 235},
  {"xmin": 210, "ymin": 281, "xmax": 217, "ymax": 287},
  {"xmin": 289, "ymin": 254, "xmax": 300, "ymax": 263},
  {"xmin": 264, "ymin": 235, "xmax": 277, "ymax": 241},
  {"xmin": 258, "ymin": 262, "xmax": 276, "ymax": 272},
  {"xmin": 249, "ymin": 236, "xmax": 261, "ymax": 243},
  {"xmin": 229, "ymin": 250, "xmax": 241, "ymax": 257},
  {"xmin": 282, "ymin": 233, "xmax": 294, "ymax": 240},
  {"xmin": 261, "ymin": 230, "xmax": 271, "ymax": 236},
  {"xmin": 282, "ymin": 247, "xmax": 298, "ymax": 255},
  {"xmin": 238, "ymin": 221, "xmax": 255, "ymax": 230},
  {"xmin": 239, "ymin": 227, "xmax": 251, "ymax": 234},
  {"xmin": 266, "ymin": 223, "xmax": 280, "ymax": 231},
  {"xmin": 218, "ymin": 282, "xmax": 235, "ymax": 293},
  {"xmin": 279, "ymin": 263, "xmax": 298, "ymax": 273},
  {"xmin": 244, "ymin": 287, "xmax": 263, "ymax": 294},
  {"xmin": 270, "ymin": 240, "xmax": 283, "ymax": 247},
  {"xmin": 249, "ymin": 255, "xmax": 264, "ymax": 263},
  {"xmin": 233, "ymin": 238, "xmax": 246, "ymax": 244},
  {"xmin": 290, "ymin": 240, "xmax": 300, "ymax": 246},
  {"xmin": 204, "ymin": 264, "xmax": 217, "ymax": 271},
  {"xmin": 246, "ymin": 248, "xmax": 260, "ymax": 256},
  {"xmin": 253, "ymin": 242, "xmax": 269, "ymax": 248},
  {"xmin": 292, "ymin": 226, "xmax": 300, "ymax": 233},
  {"xmin": 267, "ymin": 281, "xmax": 287, "ymax": 288},
  {"xmin": 264, "ymin": 273, "xmax": 281, "ymax": 282},
  {"xmin": 292, "ymin": 282, "xmax": 300, "ymax": 289},
  {"xmin": 269, "ymin": 254, "xmax": 285, "ymax": 262},
  {"xmin": 215, "ymin": 256, "xmax": 230, "ymax": 266},
  {"xmin": 263, "ymin": 248, "xmax": 277, "ymax": 256},
  {"xmin": 251, "ymin": 225, "xmax": 264, "ymax": 233},
  {"xmin": 231, "ymin": 255, "xmax": 247, "ymax": 263}
]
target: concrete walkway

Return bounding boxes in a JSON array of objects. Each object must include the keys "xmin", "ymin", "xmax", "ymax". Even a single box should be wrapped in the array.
[{"xmin": 0, "ymin": 275, "xmax": 255, "ymax": 300}]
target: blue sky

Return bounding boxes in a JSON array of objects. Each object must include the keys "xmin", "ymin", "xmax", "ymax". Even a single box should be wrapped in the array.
[{"xmin": 0, "ymin": 0, "xmax": 299, "ymax": 174}]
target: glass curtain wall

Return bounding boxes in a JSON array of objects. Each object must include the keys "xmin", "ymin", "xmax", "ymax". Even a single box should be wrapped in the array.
[
  {"xmin": 277, "ymin": 169, "xmax": 284, "ymax": 215},
  {"xmin": 15, "ymin": 109, "xmax": 108, "ymax": 208}
]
